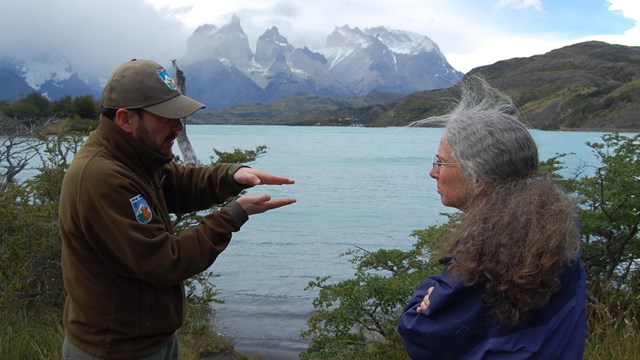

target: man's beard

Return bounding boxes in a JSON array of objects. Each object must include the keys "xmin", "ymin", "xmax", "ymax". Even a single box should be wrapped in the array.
[{"xmin": 134, "ymin": 121, "xmax": 175, "ymax": 156}]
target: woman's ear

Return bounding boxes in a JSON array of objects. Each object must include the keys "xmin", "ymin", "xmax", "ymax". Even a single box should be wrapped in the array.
[
  {"xmin": 473, "ymin": 179, "xmax": 485, "ymax": 194},
  {"xmin": 113, "ymin": 109, "xmax": 135, "ymax": 134}
]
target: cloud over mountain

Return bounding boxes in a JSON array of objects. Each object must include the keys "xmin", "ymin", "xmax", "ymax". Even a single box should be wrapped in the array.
[{"xmin": 1, "ymin": 16, "xmax": 462, "ymax": 109}]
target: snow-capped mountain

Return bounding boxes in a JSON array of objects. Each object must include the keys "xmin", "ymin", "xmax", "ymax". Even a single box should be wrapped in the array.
[
  {"xmin": 178, "ymin": 17, "xmax": 462, "ymax": 109},
  {"xmin": 0, "ymin": 16, "xmax": 462, "ymax": 110},
  {"xmin": 320, "ymin": 25, "xmax": 460, "ymax": 94},
  {"xmin": 0, "ymin": 53, "xmax": 100, "ymax": 101}
]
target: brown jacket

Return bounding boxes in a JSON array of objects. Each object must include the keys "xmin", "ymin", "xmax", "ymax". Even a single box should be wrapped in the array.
[{"xmin": 59, "ymin": 116, "xmax": 248, "ymax": 359}]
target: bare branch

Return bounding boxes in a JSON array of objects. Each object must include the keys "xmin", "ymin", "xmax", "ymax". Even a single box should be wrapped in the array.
[{"xmin": 171, "ymin": 59, "xmax": 200, "ymax": 165}]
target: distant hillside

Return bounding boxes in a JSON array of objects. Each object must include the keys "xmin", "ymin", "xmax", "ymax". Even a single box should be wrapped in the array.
[
  {"xmin": 196, "ymin": 41, "xmax": 640, "ymax": 131},
  {"xmin": 467, "ymin": 41, "xmax": 640, "ymax": 131},
  {"xmin": 192, "ymin": 91, "xmax": 405, "ymax": 126}
]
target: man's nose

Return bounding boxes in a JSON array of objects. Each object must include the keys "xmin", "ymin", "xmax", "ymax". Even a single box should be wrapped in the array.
[{"xmin": 172, "ymin": 118, "xmax": 185, "ymax": 131}]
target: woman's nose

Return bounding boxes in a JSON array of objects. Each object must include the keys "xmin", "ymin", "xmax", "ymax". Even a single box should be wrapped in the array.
[{"xmin": 429, "ymin": 166, "xmax": 438, "ymax": 179}]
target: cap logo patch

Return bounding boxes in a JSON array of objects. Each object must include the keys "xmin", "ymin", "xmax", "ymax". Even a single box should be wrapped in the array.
[
  {"xmin": 156, "ymin": 68, "xmax": 178, "ymax": 90},
  {"xmin": 130, "ymin": 195, "xmax": 153, "ymax": 224}
]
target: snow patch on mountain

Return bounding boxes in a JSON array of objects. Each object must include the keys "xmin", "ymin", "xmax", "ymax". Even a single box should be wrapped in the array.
[
  {"xmin": 15, "ymin": 54, "xmax": 74, "ymax": 90},
  {"xmin": 367, "ymin": 26, "xmax": 436, "ymax": 55},
  {"xmin": 319, "ymin": 24, "xmax": 442, "ymax": 70},
  {"xmin": 322, "ymin": 47, "xmax": 356, "ymax": 68}
]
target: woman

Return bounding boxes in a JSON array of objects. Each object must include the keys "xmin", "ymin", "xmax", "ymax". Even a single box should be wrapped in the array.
[{"xmin": 397, "ymin": 77, "xmax": 586, "ymax": 359}]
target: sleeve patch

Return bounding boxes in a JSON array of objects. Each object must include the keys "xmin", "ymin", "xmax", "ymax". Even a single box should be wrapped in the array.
[{"xmin": 130, "ymin": 195, "xmax": 153, "ymax": 224}]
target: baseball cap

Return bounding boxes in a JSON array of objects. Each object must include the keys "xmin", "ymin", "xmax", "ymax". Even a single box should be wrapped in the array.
[{"xmin": 101, "ymin": 59, "xmax": 205, "ymax": 119}]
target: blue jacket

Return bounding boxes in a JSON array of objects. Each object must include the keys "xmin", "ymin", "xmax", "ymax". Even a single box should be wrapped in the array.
[{"xmin": 397, "ymin": 260, "xmax": 586, "ymax": 359}]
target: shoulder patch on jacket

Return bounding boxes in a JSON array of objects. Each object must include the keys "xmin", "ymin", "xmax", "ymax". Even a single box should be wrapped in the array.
[{"xmin": 130, "ymin": 195, "xmax": 152, "ymax": 224}]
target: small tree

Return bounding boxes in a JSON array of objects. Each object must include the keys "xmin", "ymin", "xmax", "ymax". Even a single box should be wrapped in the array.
[
  {"xmin": 50, "ymin": 95, "xmax": 74, "ymax": 118},
  {"xmin": 301, "ymin": 217, "xmax": 458, "ymax": 359},
  {"xmin": 7, "ymin": 93, "xmax": 51, "ymax": 123},
  {"xmin": 0, "ymin": 128, "xmax": 84, "ymax": 311},
  {"xmin": 0, "ymin": 118, "xmax": 42, "ymax": 186},
  {"xmin": 575, "ymin": 133, "xmax": 640, "ymax": 313},
  {"xmin": 72, "ymin": 95, "xmax": 98, "ymax": 120}
]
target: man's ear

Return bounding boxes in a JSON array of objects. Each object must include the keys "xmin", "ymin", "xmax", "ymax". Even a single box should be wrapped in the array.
[{"xmin": 114, "ymin": 109, "xmax": 136, "ymax": 134}]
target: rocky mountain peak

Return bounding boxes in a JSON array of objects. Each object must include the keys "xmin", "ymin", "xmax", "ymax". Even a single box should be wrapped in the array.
[
  {"xmin": 325, "ymin": 25, "xmax": 372, "ymax": 49},
  {"xmin": 367, "ymin": 26, "xmax": 437, "ymax": 55},
  {"xmin": 218, "ymin": 14, "xmax": 246, "ymax": 37},
  {"xmin": 255, "ymin": 26, "xmax": 295, "ymax": 66},
  {"xmin": 183, "ymin": 15, "xmax": 252, "ymax": 68}
]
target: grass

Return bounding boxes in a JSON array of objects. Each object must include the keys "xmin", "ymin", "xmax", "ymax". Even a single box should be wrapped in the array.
[
  {"xmin": 586, "ymin": 323, "xmax": 640, "ymax": 360},
  {"xmin": 1, "ymin": 301, "xmax": 637, "ymax": 359},
  {"xmin": 585, "ymin": 300, "xmax": 640, "ymax": 360},
  {"xmin": 177, "ymin": 322, "xmax": 256, "ymax": 360},
  {"xmin": 0, "ymin": 307, "xmax": 64, "ymax": 360},
  {"xmin": 0, "ymin": 303, "xmax": 257, "ymax": 360}
]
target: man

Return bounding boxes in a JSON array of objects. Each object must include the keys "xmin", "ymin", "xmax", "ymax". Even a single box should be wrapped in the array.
[{"xmin": 59, "ymin": 58, "xmax": 296, "ymax": 359}]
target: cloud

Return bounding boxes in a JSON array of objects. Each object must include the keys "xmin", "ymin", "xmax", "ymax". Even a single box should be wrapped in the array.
[
  {"xmin": 1, "ymin": 0, "xmax": 190, "ymax": 80},
  {"xmin": 606, "ymin": 0, "xmax": 640, "ymax": 40},
  {"xmin": 1, "ymin": 0, "xmax": 637, "ymax": 82},
  {"xmin": 607, "ymin": 0, "xmax": 640, "ymax": 18},
  {"xmin": 445, "ymin": 0, "xmax": 639, "ymax": 72},
  {"xmin": 495, "ymin": 0, "xmax": 543, "ymax": 11}
]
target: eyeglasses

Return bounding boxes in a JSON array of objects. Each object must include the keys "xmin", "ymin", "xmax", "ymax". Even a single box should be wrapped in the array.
[{"xmin": 432, "ymin": 156, "xmax": 456, "ymax": 168}]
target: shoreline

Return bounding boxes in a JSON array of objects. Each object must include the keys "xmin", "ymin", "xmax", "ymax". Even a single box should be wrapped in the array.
[{"xmin": 206, "ymin": 345, "xmax": 303, "ymax": 360}]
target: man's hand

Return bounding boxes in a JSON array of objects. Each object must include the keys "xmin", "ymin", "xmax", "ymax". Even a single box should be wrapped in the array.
[
  {"xmin": 232, "ymin": 168, "xmax": 296, "ymax": 215},
  {"xmin": 236, "ymin": 194, "xmax": 296, "ymax": 216},
  {"xmin": 234, "ymin": 167, "xmax": 295, "ymax": 186}
]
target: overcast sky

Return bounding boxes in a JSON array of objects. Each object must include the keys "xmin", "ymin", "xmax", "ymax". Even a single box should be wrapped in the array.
[{"xmin": 2, "ymin": 0, "xmax": 638, "ymax": 80}]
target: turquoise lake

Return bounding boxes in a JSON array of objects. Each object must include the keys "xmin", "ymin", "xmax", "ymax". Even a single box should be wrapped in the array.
[{"xmin": 176, "ymin": 125, "xmax": 615, "ymax": 358}]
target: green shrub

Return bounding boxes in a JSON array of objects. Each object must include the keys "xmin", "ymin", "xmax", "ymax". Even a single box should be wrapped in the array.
[{"xmin": 301, "ymin": 217, "xmax": 458, "ymax": 359}]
